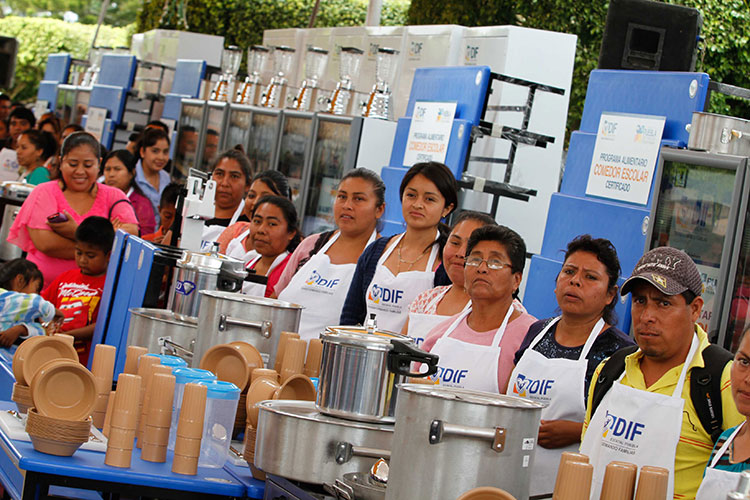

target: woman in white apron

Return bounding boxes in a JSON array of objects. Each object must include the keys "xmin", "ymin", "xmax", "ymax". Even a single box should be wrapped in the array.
[
  {"xmin": 507, "ymin": 235, "xmax": 634, "ymax": 497},
  {"xmin": 242, "ymin": 195, "xmax": 301, "ymax": 298},
  {"xmin": 200, "ymin": 150, "xmax": 253, "ymax": 249},
  {"xmin": 339, "ymin": 162, "xmax": 459, "ymax": 332},
  {"xmin": 401, "ymin": 211, "xmax": 496, "ymax": 346},
  {"xmin": 216, "ymin": 170, "xmax": 292, "ymax": 254},
  {"xmin": 423, "ymin": 225, "xmax": 537, "ymax": 393},
  {"xmin": 275, "ymin": 169, "xmax": 384, "ymax": 340},
  {"xmin": 696, "ymin": 330, "xmax": 750, "ymax": 499}
]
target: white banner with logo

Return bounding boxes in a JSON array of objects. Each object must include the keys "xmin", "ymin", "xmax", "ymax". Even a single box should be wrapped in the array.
[
  {"xmin": 85, "ymin": 107, "xmax": 107, "ymax": 141},
  {"xmin": 403, "ymin": 101, "xmax": 457, "ymax": 166},
  {"xmin": 585, "ymin": 112, "xmax": 666, "ymax": 205}
]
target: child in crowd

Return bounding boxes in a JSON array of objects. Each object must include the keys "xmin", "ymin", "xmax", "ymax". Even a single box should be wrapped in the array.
[
  {"xmin": 0, "ymin": 259, "xmax": 63, "ymax": 347},
  {"xmin": 143, "ymin": 182, "xmax": 180, "ymax": 244},
  {"xmin": 42, "ymin": 216, "xmax": 114, "ymax": 365}
]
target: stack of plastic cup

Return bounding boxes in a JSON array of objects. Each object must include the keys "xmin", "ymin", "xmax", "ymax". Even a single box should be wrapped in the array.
[
  {"xmin": 168, "ymin": 368, "xmax": 217, "ymax": 451},
  {"xmin": 102, "ymin": 390, "xmax": 116, "ymax": 437},
  {"xmin": 141, "ymin": 373, "xmax": 176, "ymax": 462},
  {"xmin": 196, "ymin": 380, "xmax": 240, "ymax": 468},
  {"xmin": 123, "ymin": 346, "xmax": 148, "ymax": 374},
  {"xmin": 172, "ymin": 383, "xmax": 207, "ymax": 475},
  {"xmin": 105, "ymin": 374, "xmax": 142, "ymax": 468},
  {"xmin": 137, "ymin": 364, "xmax": 172, "ymax": 446},
  {"xmin": 90, "ymin": 344, "xmax": 116, "ymax": 428}
]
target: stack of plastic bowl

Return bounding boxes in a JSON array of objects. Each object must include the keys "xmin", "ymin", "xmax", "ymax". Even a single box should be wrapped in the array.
[{"xmin": 12, "ymin": 335, "xmax": 78, "ymax": 413}]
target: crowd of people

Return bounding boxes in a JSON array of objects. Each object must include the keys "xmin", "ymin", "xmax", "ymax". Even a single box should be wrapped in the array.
[{"xmin": 0, "ymin": 96, "xmax": 749, "ymax": 498}]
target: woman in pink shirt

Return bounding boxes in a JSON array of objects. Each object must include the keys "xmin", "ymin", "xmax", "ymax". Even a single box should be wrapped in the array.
[
  {"xmin": 421, "ymin": 225, "xmax": 536, "ymax": 393},
  {"xmin": 8, "ymin": 132, "xmax": 138, "ymax": 286}
]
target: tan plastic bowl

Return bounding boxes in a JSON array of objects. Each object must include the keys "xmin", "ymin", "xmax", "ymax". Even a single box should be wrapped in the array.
[
  {"xmin": 30, "ymin": 359, "xmax": 97, "ymax": 421},
  {"xmin": 22, "ymin": 336, "xmax": 78, "ymax": 386}
]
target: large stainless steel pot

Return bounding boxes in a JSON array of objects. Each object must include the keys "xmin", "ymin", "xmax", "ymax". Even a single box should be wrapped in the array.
[
  {"xmin": 254, "ymin": 400, "xmax": 393, "ymax": 485},
  {"xmin": 192, "ymin": 291, "xmax": 302, "ymax": 369},
  {"xmin": 385, "ymin": 384, "xmax": 543, "ymax": 500},
  {"xmin": 688, "ymin": 112, "xmax": 750, "ymax": 156},
  {"xmin": 317, "ymin": 326, "xmax": 438, "ymax": 423},
  {"xmin": 126, "ymin": 308, "xmax": 198, "ymax": 362},
  {"xmin": 168, "ymin": 250, "xmax": 246, "ymax": 320}
]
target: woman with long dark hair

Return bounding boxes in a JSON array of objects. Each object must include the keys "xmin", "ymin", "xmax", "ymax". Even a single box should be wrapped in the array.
[
  {"xmin": 340, "ymin": 161, "xmax": 458, "ymax": 332},
  {"xmin": 102, "ymin": 149, "xmax": 156, "ymax": 235}
]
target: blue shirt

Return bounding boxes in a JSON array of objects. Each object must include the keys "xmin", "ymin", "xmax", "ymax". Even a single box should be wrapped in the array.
[
  {"xmin": 134, "ymin": 159, "xmax": 170, "ymax": 225},
  {"xmin": 705, "ymin": 425, "xmax": 750, "ymax": 475}
]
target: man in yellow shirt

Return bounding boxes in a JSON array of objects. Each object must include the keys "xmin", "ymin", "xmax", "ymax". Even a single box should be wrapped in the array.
[{"xmin": 580, "ymin": 246, "xmax": 742, "ymax": 499}]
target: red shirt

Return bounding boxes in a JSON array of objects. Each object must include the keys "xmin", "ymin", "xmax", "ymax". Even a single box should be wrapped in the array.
[{"xmin": 42, "ymin": 269, "xmax": 106, "ymax": 365}]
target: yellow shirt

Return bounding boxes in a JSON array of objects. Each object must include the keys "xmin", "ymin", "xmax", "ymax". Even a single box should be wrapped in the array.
[{"xmin": 582, "ymin": 325, "xmax": 742, "ymax": 500}]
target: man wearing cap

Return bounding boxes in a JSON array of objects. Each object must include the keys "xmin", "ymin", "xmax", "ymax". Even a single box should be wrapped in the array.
[{"xmin": 580, "ymin": 247, "xmax": 742, "ymax": 499}]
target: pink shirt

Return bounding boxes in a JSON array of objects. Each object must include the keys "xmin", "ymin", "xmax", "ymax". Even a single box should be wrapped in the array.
[
  {"xmin": 216, "ymin": 222, "xmax": 252, "ymax": 254},
  {"xmin": 422, "ymin": 310, "xmax": 537, "ymax": 392},
  {"xmin": 273, "ymin": 234, "xmax": 319, "ymax": 295},
  {"xmin": 8, "ymin": 181, "xmax": 137, "ymax": 286}
]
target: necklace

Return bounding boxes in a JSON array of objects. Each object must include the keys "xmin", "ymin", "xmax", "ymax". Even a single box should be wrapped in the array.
[{"xmin": 397, "ymin": 238, "xmax": 429, "ymax": 272}]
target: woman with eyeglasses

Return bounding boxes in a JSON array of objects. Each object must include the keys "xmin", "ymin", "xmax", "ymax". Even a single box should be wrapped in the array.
[
  {"xmin": 507, "ymin": 235, "xmax": 633, "ymax": 497},
  {"xmin": 421, "ymin": 225, "xmax": 536, "ymax": 394}
]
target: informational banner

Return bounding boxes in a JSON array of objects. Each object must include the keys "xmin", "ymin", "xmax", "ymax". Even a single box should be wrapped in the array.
[
  {"xmin": 585, "ymin": 112, "xmax": 666, "ymax": 205},
  {"xmin": 85, "ymin": 107, "xmax": 107, "ymax": 142},
  {"xmin": 403, "ymin": 101, "xmax": 457, "ymax": 166}
]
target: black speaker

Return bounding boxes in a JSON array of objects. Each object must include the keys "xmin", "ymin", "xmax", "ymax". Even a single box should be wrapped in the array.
[
  {"xmin": 598, "ymin": 0, "xmax": 702, "ymax": 71},
  {"xmin": 0, "ymin": 37, "xmax": 18, "ymax": 89}
]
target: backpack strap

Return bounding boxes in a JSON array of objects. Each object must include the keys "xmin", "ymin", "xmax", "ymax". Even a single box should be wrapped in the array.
[
  {"xmin": 295, "ymin": 230, "xmax": 335, "ymax": 273},
  {"xmin": 590, "ymin": 345, "xmax": 638, "ymax": 419},
  {"xmin": 690, "ymin": 343, "xmax": 733, "ymax": 443}
]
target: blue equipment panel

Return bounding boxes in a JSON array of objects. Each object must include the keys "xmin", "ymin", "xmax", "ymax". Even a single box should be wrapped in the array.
[
  {"xmin": 171, "ymin": 59, "xmax": 206, "ymax": 96},
  {"xmin": 405, "ymin": 66, "xmax": 492, "ymax": 126},
  {"xmin": 579, "ymin": 70, "xmax": 709, "ymax": 146},
  {"xmin": 162, "ymin": 93, "xmax": 189, "ymax": 120},
  {"xmin": 43, "ymin": 53, "xmax": 71, "ymax": 83},
  {"xmin": 89, "ymin": 84, "xmax": 127, "ymax": 124},
  {"xmin": 36, "ymin": 81, "xmax": 58, "ymax": 110},
  {"xmin": 98, "ymin": 54, "xmax": 137, "ymax": 90}
]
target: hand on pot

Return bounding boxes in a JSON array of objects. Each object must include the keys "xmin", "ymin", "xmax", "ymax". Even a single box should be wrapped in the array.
[{"xmin": 537, "ymin": 419, "xmax": 583, "ymax": 449}]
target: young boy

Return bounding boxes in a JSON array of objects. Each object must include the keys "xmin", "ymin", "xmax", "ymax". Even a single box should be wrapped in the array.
[
  {"xmin": 42, "ymin": 216, "xmax": 114, "ymax": 365},
  {"xmin": 143, "ymin": 182, "xmax": 180, "ymax": 244}
]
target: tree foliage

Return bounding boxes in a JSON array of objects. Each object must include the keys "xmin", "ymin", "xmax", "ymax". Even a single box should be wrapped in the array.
[
  {"xmin": 1, "ymin": 0, "xmax": 140, "ymax": 26},
  {"xmin": 407, "ymin": 0, "xmax": 750, "ymax": 135},
  {"xmin": 0, "ymin": 16, "xmax": 130, "ymax": 101}
]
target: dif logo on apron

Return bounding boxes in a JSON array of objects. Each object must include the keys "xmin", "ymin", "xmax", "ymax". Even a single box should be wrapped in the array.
[
  {"xmin": 602, "ymin": 410, "xmax": 646, "ymax": 453},
  {"xmin": 511, "ymin": 373, "xmax": 555, "ymax": 404},
  {"xmin": 368, "ymin": 284, "xmax": 404, "ymax": 307},
  {"xmin": 304, "ymin": 269, "xmax": 340, "ymax": 293}
]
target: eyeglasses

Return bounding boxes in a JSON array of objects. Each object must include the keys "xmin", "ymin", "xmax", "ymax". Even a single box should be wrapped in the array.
[{"xmin": 464, "ymin": 256, "xmax": 512, "ymax": 270}]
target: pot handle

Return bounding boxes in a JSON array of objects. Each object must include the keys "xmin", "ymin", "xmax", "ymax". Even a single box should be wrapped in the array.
[
  {"xmin": 386, "ymin": 339, "xmax": 439, "ymax": 378},
  {"xmin": 335, "ymin": 441, "xmax": 391, "ymax": 464},
  {"xmin": 158, "ymin": 337, "xmax": 194, "ymax": 360},
  {"xmin": 217, "ymin": 314, "xmax": 272, "ymax": 339},
  {"xmin": 429, "ymin": 419, "xmax": 506, "ymax": 453},
  {"xmin": 323, "ymin": 480, "xmax": 353, "ymax": 500}
]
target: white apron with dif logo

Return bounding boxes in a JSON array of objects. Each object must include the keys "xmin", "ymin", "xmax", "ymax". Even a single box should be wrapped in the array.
[
  {"xmin": 695, "ymin": 422, "xmax": 745, "ymax": 500},
  {"xmin": 364, "ymin": 232, "xmax": 439, "ymax": 332},
  {"xmin": 429, "ymin": 305, "xmax": 514, "ymax": 393},
  {"xmin": 406, "ymin": 286, "xmax": 470, "ymax": 348},
  {"xmin": 225, "ymin": 229, "xmax": 258, "ymax": 262},
  {"xmin": 242, "ymin": 251, "xmax": 288, "ymax": 297},
  {"xmin": 507, "ymin": 316, "xmax": 605, "ymax": 497},
  {"xmin": 580, "ymin": 334, "xmax": 699, "ymax": 500},
  {"xmin": 278, "ymin": 230, "xmax": 376, "ymax": 341}
]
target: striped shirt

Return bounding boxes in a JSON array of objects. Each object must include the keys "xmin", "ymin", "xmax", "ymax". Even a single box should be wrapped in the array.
[
  {"xmin": 705, "ymin": 425, "xmax": 750, "ymax": 474},
  {"xmin": 0, "ymin": 287, "xmax": 56, "ymax": 337}
]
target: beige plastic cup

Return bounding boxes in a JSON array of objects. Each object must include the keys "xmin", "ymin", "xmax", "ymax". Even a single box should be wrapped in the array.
[
  {"xmin": 123, "ymin": 346, "xmax": 148, "ymax": 374},
  {"xmin": 137, "ymin": 363, "xmax": 171, "ymax": 446},
  {"xmin": 105, "ymin": 445, "xmax": 134, "ymax": 468},
  {"xmin": 634, "ymin": 465, "xmax": 669, "ymax": 500},
  {"xmin": 600, "ymin": 461, "xmax": 637, "ymax": 500},
  {"xmin": 107, "ymin": 425, "xmax": 136, "ymax": 449},
  {"xmin": 54, "ymin": 334, "xmax": 75, "ymax": 345},
  {"xmin": 280, "ymin": 338, "xmax": 306, "ymax": 383},
  {"xmin": 554, "ymin": 452, "xmax": 590, "ymax": 494},
  {"xmin": 251, "ymin": 368, "xmax": 279, "ymax": 385},
  {"xmin": 91, "ymin": 344, "xmax": 116, "ymax": 384},
  {"xmin": 274, "ymin": 332, "xmax": 300, "ymax": 372},
  {"xmin": 141, "ymin": 442, "xmax": 168, "ymax": 463},
  {"xmin": 174, "ymin": 435, "xmax": 202, "ymax": 456},
  {"xmin": 554, "ymin": 460, "xmax": 593, "ymax": 500},
  {"xmin": 176, "ymin": 383, "xmax": 207, "ymax": 438},
  {"xmin": 143, "ymin": 425, "xmax": 170, "ymax": 445},
  {"xmin": 172, "ymin": 453, "xmax": 199, "ymax": 475},
  {"xmin": 110, "ymin": 374, "xmax": 142, "ymax": 429},
  {"xmin": 102, "ymin": 390, "xmax": 116, "ymax": 436},
  {"xmin": 303, "ymin": 339, "xmax": 323, "ymax": 378}
]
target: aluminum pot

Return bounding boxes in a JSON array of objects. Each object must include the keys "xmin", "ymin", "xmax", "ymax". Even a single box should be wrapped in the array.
[
  {"xmin": 385, "ymin": 384, "xmax": 543, "ymax": 500},
  {"xmin": 688, "ymin": 112, "xmax": 750, "ymax": 156},
  {"xmin": 126, "ymin": 308, "xmax": 198, "ymax": 363},
  {"xmin": 317, "ymin": 327, "xmax": 438, "ymax": 423},
  {"xmin": 192, "ymin": 290, "xmax": 302, "ymax": 369},
  {"xmin": 254, "ymin": 400, "xmax": 393, "ymax": 485},
  {"xmin": 168, "ymin": 250, "xmax": 247, "ymax": 320}
]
